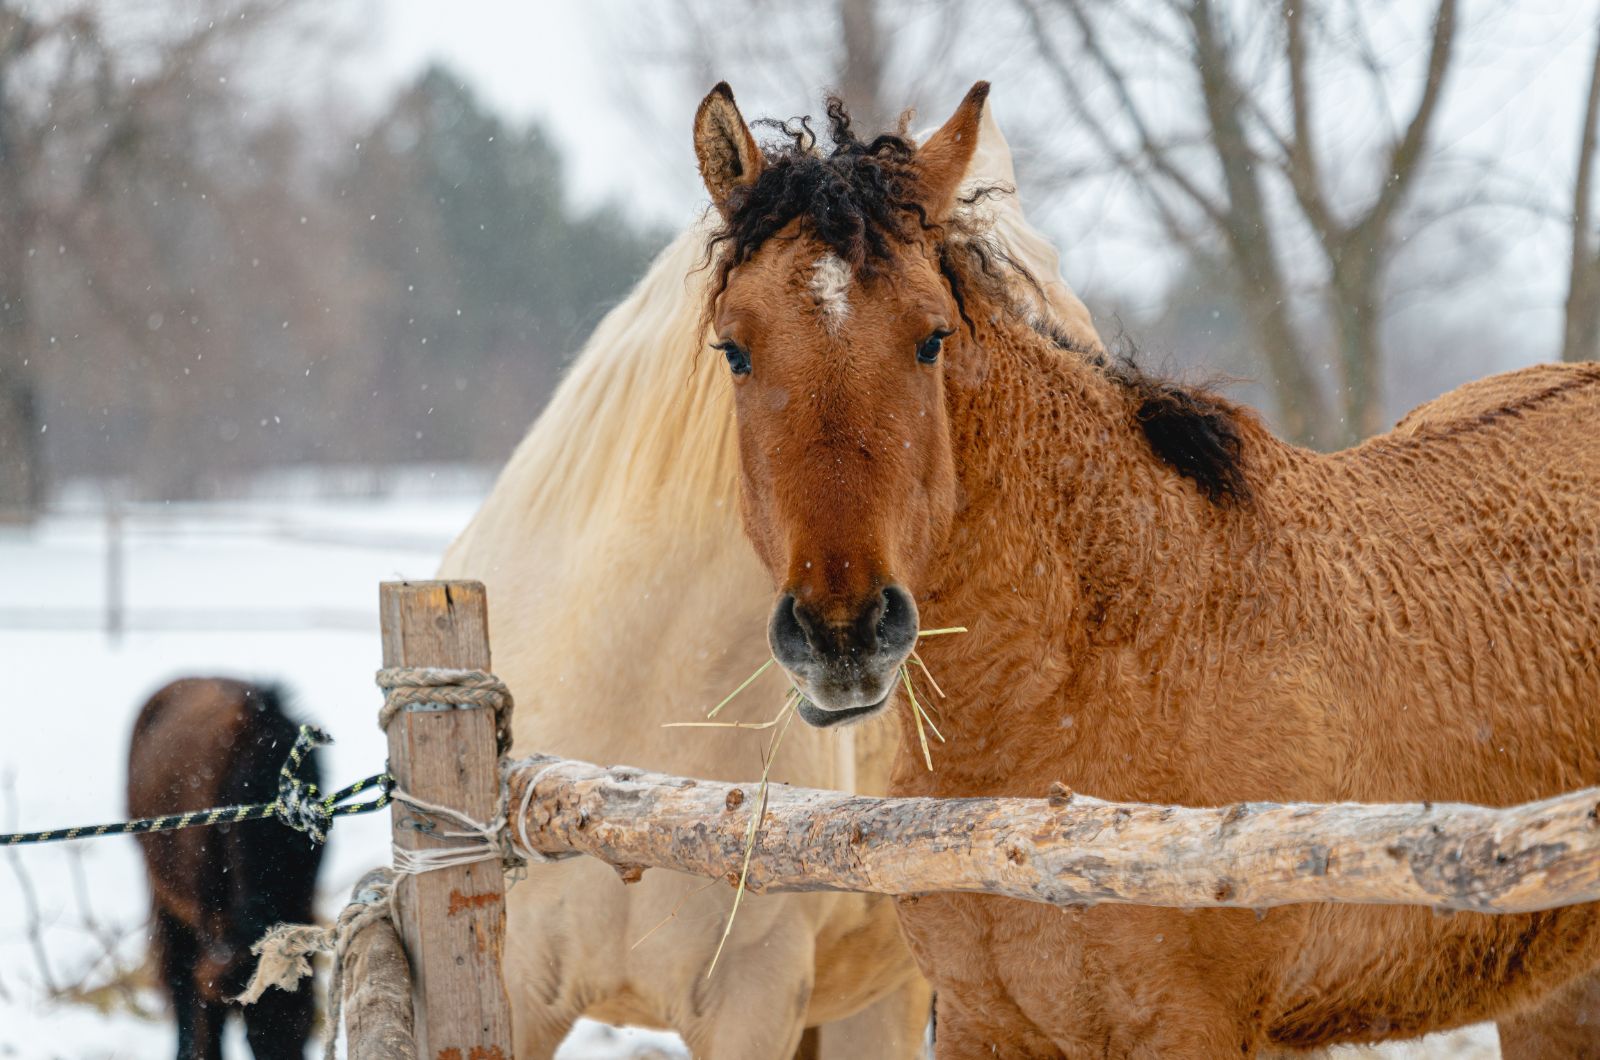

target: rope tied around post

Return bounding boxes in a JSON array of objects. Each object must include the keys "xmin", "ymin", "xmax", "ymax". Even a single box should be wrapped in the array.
[
  {"xmin": 376, "ymin": 583, "xmax": 518, "ymax": 1056},
  {"xmin": 376, "ymin": 666, "xmax": 561, "ymax": 878},
  {"xmin": 375, "ymin": 667, "xmax": 514, "ymax": 754}
]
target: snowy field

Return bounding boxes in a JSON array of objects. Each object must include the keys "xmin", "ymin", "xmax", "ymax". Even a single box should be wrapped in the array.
[
  {"xmin": 0, "ymin": 494, "xmax": 682, "ymax": 1059},
  {"xmin": 0, "ymin": 493, "xmax": 1495, "ymax": 1058}
]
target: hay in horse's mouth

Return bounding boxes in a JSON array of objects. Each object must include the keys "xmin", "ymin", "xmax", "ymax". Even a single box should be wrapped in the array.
[{"xmin": 658, "ymin": 628, "xmax": 964, "ymax": 975}]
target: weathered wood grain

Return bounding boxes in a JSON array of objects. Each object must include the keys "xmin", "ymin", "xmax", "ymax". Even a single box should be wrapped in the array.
[
  {"xmin": 380, "ymin": 581, "xmax": 513, "ymax": 1060},
  {"xmin": 341, "ymin": 868, "xmax": 415, "ymax": 1060},
  {"xmin": 507, "ymin": 754, "xmax": 1600, "ymax": 914}
]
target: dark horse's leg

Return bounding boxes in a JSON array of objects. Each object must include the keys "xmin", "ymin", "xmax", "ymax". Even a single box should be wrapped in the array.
[
  {"xmin": 223, "ymin": 695, "xmax": 325, "ymax": 1060},
  {"xmin": 157, "ymin": 908, "xmax": 226, "ymax": 1060},
  {"xmin": 242, "ymin": 984, "xmax": 317, "ymax": 1060},
  {"xmin": 227, "ymin": 816, "xmax": 322, "ymax": 1060}
]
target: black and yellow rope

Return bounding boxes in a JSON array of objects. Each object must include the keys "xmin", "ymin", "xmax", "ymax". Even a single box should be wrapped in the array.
[{"xmin": 1, "ymin": 725, "xmax": 391, "ymax": 848}]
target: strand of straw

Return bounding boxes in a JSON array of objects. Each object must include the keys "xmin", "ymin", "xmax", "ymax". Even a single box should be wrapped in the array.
[
  {"xmin": 706, "ymin": 657, "xmax": 774, "ymax": 719},
  {"xmin": 671, "ymin": 625, "xmax": 968, "ymax": 970},
  {"xmin": 630, "ymin": 878, "xmax": 722, "ymax": 951},
  {"xmin": 707, "ymin": 690, "xmax": 798, "ymax": 976},
  {"xmin": 909, "ymin": 649, "xmax": 946, "ymax": 699}
]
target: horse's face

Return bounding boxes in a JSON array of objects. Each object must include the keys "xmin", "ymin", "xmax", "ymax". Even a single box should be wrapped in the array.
[
  {"xmin": 694, "ymin": 83, "xmax": 987, "ymax": 726},
  {"xmin": 714, "ymin": 235, "xmax": 958, "ymax": 724}
]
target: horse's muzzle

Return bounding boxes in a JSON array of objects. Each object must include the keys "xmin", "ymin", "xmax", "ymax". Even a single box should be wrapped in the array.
[{"xmin": 768, "ymin": 584, "xmax": 919, "ymax": 725}]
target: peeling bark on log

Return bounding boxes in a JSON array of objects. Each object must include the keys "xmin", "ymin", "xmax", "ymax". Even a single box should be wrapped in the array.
[
  {"xmin": 341, "ymin": 869, "xmax": 416, "ymax": 1060},
  {"xmin": 507, "ymin": 755, "xmax": 1600, "ymax": 915}
]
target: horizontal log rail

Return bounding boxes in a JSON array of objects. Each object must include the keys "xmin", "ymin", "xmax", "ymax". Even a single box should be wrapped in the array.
[{"xmin": 507, "ymin": 754, "xmax": 1600, "ymax": 914}]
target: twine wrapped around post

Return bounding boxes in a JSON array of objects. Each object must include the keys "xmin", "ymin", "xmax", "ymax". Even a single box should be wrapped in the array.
[{"xmin": 375, "ymin": 667, "xmax": 514, "ymax": 754}]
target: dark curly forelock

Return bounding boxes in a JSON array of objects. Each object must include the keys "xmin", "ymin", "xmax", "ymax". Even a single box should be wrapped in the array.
[{"xmin": 707, "ymin": 98, "xmax": 935, "ymax": 301}]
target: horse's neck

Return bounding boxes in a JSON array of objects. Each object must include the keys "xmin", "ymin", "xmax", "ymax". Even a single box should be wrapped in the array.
[
  {"xmin": 908, "ymin": 323, "xmax": 1262, "ymax": 794},
  {"xmin": 934, "ymin": 323, "xmax": 1186, "ymax": 613}
]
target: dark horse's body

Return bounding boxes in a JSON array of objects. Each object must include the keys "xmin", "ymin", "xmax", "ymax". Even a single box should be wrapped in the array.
[{"xmin": 128, "ymin": 678, "xmax": 323, "ymax": 1060}]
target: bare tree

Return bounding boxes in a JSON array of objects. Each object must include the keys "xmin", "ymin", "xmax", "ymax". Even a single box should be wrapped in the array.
[
  {"xmin": 607, "ymin": 0, "xmax": 971, "ymax": 166},
  {"xmin": 0, "ymin": 0, "xmax": 323, "ymax": 512},
  {"xmin": 1017, "ymin": 0, "xmax": 1459, "ymax": 447},
  {"xmin": 836, "ymin": 0, "xmax": 895, "ymax": 129}
]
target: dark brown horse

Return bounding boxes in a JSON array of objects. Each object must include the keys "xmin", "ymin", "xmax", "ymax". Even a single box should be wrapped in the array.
[
  {"xmin": 692, "ymin": 81, "xmax": 1600, "ymax": 1057},
  {"xmin": 128, "ymin": 678, "xmax": 323, "ymax": 1060}
]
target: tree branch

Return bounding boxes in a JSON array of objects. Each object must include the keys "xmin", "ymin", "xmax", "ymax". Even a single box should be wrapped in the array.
[
  {"xmin": 1280, "ymin": 0, "xmax": 1338, "ymax": 243},
  {"xmin": 1043, "ymin": 0, "xmax": 1229, "ymax": 227},
  {"xmin": 1364, "ymin": 0, "xmax": 1458, "ymax": 237}
]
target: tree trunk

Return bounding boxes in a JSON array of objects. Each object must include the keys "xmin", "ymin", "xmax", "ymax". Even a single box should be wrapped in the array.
[
  {"xmin": 0, "ymin": 23, "xmax": 42, "ymax": 520},
  {"xmin": 1563, "ymin": 23, "xmax": 1600, "ymax": 365},
  {"xmin": 1230, "ymin": 257, "xmax": 1331, "ymax": 447},
  {"xmin": 1188, "ymin": 0, "xmax": 1332, "ymax": 448},
  {"xmin": 1331, "ymin": 244, "xmax": 1387, "ymax": 446},
  {"xmin": 836, "ymin": 0, "xmax": 885, "ymax": 131}
]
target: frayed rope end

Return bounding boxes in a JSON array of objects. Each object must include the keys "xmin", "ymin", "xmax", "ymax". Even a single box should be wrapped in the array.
[{"xmin": 234, "ymin": 923, "xmax": 331, "ymax": 1004}]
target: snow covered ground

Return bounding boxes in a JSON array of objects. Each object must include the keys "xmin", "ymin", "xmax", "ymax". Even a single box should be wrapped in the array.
[
  {"xmin": 0, "ymin": 496, "xmax": 682, "ymax": 1059},
  {"xmin": 0, "ymin": 494, "xmax": 1496, "ymax": 1058}
]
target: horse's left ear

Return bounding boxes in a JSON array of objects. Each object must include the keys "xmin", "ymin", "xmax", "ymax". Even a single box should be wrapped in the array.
[
  {"xmin": 915, "ymin": 81, "xmax": 991, "ymax": 221},
  {"xmin": 694, "ymin": 82, "xmax": 765, "ymax": 218}
]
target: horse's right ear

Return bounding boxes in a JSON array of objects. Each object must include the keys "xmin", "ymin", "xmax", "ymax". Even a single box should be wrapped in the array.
[{"xmin": 694, "ymin": 83, "xmax": 764, "ymax": 218}]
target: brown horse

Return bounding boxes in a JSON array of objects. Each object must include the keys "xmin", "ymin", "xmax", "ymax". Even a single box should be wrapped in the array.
[
  {"xmin": 128, "ymin": 678, "xmax": 323, "ymax": 1060},
  {"xmin": 690, "ymin": 81, "xmax": 1600, "ymax": 1057}
]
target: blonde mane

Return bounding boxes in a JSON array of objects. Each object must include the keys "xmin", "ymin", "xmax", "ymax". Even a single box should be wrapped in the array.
[{"xmin": 448, "ymin": 222, "xmax": 735, "ymax": 552}]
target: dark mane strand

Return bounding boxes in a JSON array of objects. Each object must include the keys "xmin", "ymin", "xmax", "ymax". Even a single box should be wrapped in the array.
[
  {"xmin": 1038, "ymin": 320, "xmax": 1100, "ymax": 360},
  {"xmin": 937, "ymin": 243, "xmax": 976, "ymax": 335},
  {"xmin": 1104, "ymin": 340, "xmax": 1250, "ymax": 505}
]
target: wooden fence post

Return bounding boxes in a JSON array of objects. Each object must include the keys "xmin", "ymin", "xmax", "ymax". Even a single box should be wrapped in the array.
[{"xmin": 380, "ymin": 580, "xmax": 514, "ymax": 1059}]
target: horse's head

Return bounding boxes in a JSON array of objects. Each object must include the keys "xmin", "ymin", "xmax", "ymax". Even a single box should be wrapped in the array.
[{"xmin": 694, "ymin": 82, "xmax": 990, "ymax": 727}]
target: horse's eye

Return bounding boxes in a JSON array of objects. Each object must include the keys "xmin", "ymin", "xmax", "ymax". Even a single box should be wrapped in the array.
[
  {"xmin": 917, "ymin": 329, "xmax": 952, "ymax": 365},
  {"xmin": 716, "ymin": 341, "xmax": 751, "ymax": 376}
]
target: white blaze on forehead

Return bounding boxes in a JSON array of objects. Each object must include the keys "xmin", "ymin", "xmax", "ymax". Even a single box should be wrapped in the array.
[{"xmin": 809, "ymin": 253, "xmax": 852, "ymax": 330}]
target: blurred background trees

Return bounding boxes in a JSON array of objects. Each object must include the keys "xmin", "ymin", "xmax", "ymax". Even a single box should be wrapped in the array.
[
  {"xmin": 0, "ymin": 0, "xmax": 665, "ymax": 515},
  {"xmin": 2, "ymin": 0, "xmax": 1598, "ymax": 516}
]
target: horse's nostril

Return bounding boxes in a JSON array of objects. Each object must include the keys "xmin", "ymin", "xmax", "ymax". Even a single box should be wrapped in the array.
[
  {"xmin": 772, "ymin": 585, "xmax": 920, "ymax": 676},
  {"xmin": 879, "ymin": 584, "xmax": 919, "ymax": 654},
  {"xmin": 876, "ymin": 587, "xmax": 897, "ymax": 636},
  {"xmin": 789, "ymin": 596, "xmax": 824, "ymax": 652},
  {"xmin": 771, "ymin": 593, "xmax": 823, "ymax": 660}
]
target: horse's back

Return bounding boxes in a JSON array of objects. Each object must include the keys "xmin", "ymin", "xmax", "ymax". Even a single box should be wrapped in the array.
[
  {"xmin": 1268, "ymin": 362, "xmax": 1600, "ymax": 1045},
  {"xmin": 1392, "ymin": 362, "xmax": 1600, "ymax": 437},
  {"xmin": 129, "ymin": 678, "xmax": 278, "ymax": 817}
]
